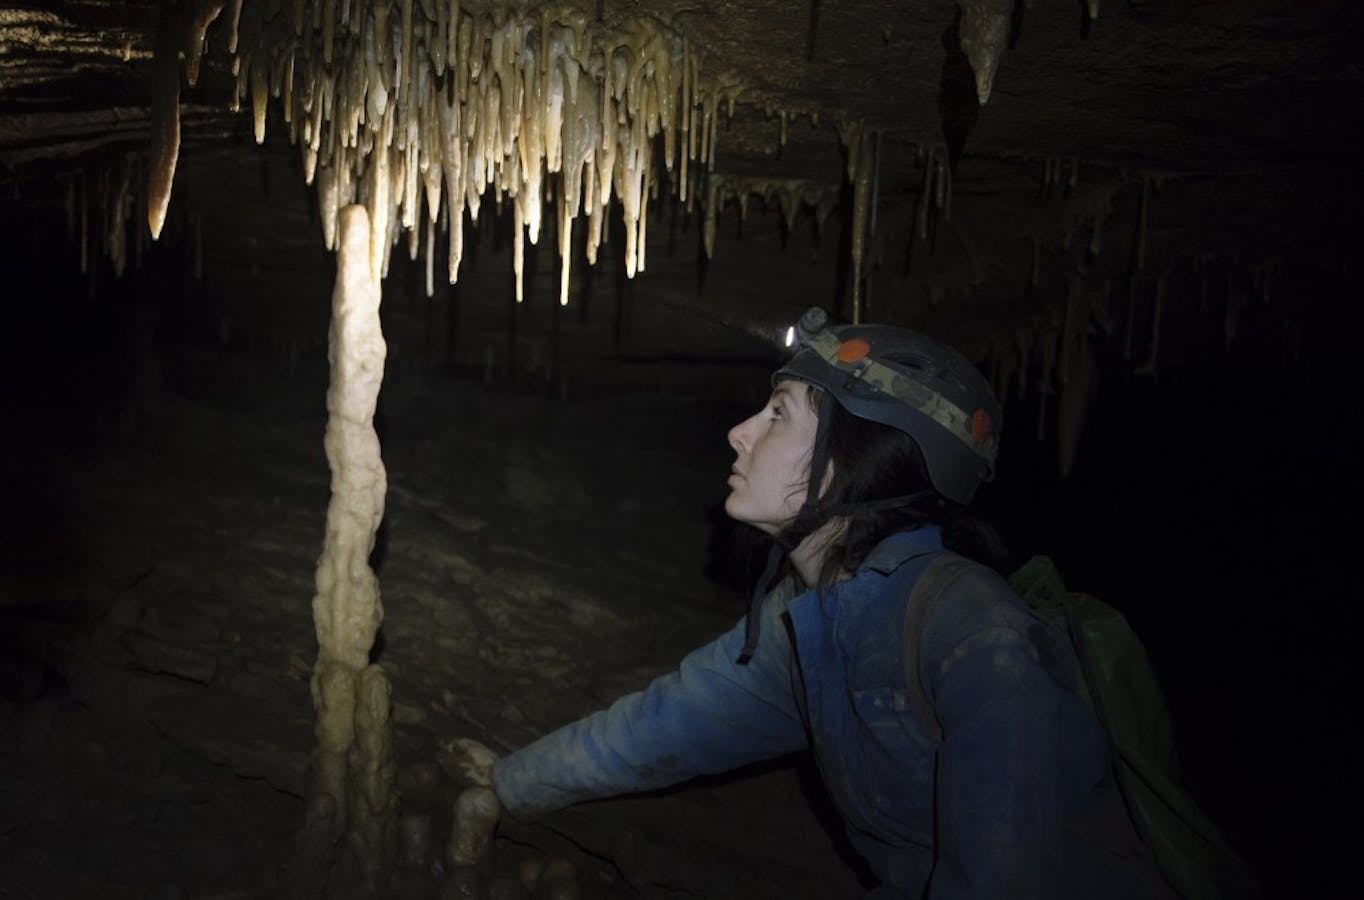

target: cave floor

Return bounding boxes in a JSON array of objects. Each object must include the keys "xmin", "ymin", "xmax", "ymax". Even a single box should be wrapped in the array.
[{"xmin": 1, "ymin": 357, "xmax": 865, "ymax": 899}]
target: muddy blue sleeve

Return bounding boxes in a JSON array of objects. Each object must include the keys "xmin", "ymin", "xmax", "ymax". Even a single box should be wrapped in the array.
[
  {"xmin": 492, "ymin": 594, "xmax": 806, "ymax": 819},
  {"xmin": 921, "ymin": 587, "xmax": 1069, "ymax": 900}
]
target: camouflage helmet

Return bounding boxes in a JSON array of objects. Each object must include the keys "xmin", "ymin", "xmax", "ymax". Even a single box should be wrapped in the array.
[{"xmin": 775, "ymin": 307, "xmax": 1002, "ymax": 506}]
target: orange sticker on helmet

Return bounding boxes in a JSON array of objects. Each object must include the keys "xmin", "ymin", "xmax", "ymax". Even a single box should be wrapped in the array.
[
  {"xmin": 971, "ymin": 409, "xmax": 992, "ymax": 444},
  {"xmin": 836, "ymin": 338, "xmax": 871, "ymax": 362}
]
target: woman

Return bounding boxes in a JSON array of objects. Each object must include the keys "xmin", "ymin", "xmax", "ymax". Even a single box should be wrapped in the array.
[{"xmin": 470, "ymin": 309, "xmax": 1160, "ymax": 898}]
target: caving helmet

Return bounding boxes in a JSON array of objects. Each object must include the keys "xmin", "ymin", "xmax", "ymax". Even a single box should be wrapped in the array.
[
  {"xmin": 735, "ymin": 307, "xmax": 1002, "ymax": 664},
  {"xmin": 777, "ymin": 306, "xmax": 1001, "ymax": 507}
]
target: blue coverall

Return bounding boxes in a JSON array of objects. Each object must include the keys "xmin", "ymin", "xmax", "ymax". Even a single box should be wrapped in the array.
[{"xmin": 493, "ymin": 527, "xmax": 1152, "ymax": 898}]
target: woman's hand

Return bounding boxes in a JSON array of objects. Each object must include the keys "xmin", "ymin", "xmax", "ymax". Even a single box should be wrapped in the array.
[{"xmin": 436, "ymin": 735, "xmax": 499, "ymax": 788}]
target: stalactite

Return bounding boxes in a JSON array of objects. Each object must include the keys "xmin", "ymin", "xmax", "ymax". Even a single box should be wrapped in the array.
[
  {"xmin": 1015, "ymin": 327, "xmax": 1031, "ymax": 399},
  {"xmin": 848, "ymin": 128, "xmax": 875, "ymax": 323},
  {"xmin": 867, "ymin": 130, "xmax": 881, "ymax": 237},
  {"xmin": 933, "ymin": 154, "xmax": 946, "ymax": 213},
  {"xmin": 1224, "ymin": 272, "xmax": 1239, "ymax": 351},
  {"xmin": 424, "ymin": 212, "xmax": 435, "ymax": 297},
  {"xmin": 513, "ymin": 200, "xmax": 525, "ymax": 302},
  {"xmin": 251, "ymin": 51, "xmax": 270, "ymax": 143},
  {"xmin": 1036, "ymin": 323, "xmax": 1058, "ymax": 443},
  {"xmin": 184, "ymin": 2, "xmax": 227, "ymax": 88},
  {"xmin": 917, "ymin": 146, "xmax": 935, "ymax": 242},
  {"xmin": 940, "ymin": 152, "xmax": 953, "ymax": 222},
  {"xmin": 1135, "ymin": 275, "xmax": 1165, "ymax": 376},
  {"xmin": 956, "ymin": 0, "xmax": 1011, "ymax": 105},
  {"xmin": 147, "ymin": 6, "xmax": 182, "ymax": 240},
  {"xmin": 79, "ymin": 171, "xmax": 88, "ymax": 275},
  {"xmin": 1096, "ymin": 277, "xmax": 1112, "ymax": 333},
  {"xmin": 678, "ymin": 37, "xmax": 692, "ymax": 203},
  {"xmin": 637, "ymin": 149, "xmax": 651, "ymax": 275},
  {"xmin": 65, "ymin": 177, "xmax": 75, "ymax": 241},
  {"xmin": 1060, "ymin": 275, "xmax": 1079, "ymax": 385},
  {"xmin": 1088, "ymin": 190, "xmax": 1110, "ymax": 257},
  {"xmin": 994, "ymin": 337, "xmax": 1018, "ymax": 410},
  {"xmin": 113, "ymin": 163, "xmax": 131, "ymax": 277},
  {"xmin": 1134, "ymin": 176, "xmax": 1150, "ymax": 271},
  {"xmin": 1057, "ymin": 337, "xmax": 1093, "ymax": 478},
  {"xmin": 194, "ymin": 211, "xmax": 203, "ymax": 280},
  {"xmin": 1123, "ymin": 276, "xmax": 1137, "ymax": 360}
]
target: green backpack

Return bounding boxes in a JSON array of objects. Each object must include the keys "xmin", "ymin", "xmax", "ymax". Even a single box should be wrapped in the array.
[{"xmin": 901, "ymin": 553, "xmax": 1261, "ymax": 900}]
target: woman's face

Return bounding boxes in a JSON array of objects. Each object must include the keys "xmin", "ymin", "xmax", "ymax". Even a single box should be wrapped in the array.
[{"xmin": 724, "ymin": 380, "xmax": 820, "ymax": 535}]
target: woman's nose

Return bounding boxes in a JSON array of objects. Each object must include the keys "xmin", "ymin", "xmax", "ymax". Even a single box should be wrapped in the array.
[{"xmin": 728, "ymin": 416, "xmax": 753, "ymax": 453}]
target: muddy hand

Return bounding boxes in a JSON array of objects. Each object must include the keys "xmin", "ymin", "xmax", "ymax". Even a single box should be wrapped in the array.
[{"xmin": 436, "ymin": 736, "xmax": 499, "ymax": 788}]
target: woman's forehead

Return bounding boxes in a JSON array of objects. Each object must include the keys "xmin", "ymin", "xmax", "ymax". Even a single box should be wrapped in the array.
[{"xmin": 770, "ymin": 378, "xmax": 816, "ymax": 408}]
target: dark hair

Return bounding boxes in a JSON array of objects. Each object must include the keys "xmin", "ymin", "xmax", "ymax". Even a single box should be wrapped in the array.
[{"xmin": 806, "ymin": 387, "xmax": 1009, "ymax": 586}]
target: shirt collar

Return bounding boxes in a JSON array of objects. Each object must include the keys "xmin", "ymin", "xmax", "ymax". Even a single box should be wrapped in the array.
[{"xmin": 860, "ymin": 526, "xmax": 944, "ymax": 575}]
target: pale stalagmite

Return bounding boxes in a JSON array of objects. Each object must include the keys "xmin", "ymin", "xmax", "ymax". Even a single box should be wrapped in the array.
[
  {"xmin": 446, "ymin": 785, "xmax": 501, "ymax": 869},
  {"xmin": 347, "ymin": 663, "xmax": 399, "ymax": 889},
  {"xmin": 309, "ymin": 203, "xmax": 393, "ymax": 878}
]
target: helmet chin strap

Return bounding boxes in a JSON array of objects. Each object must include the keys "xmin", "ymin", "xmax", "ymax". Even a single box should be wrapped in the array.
[
  {"xmin": 737, "ymin": 393, "xmax": 836, "ymax": 665},
  {"xmin": 735, "ymin": 394, "xmax": 942, "ymax": 664}
]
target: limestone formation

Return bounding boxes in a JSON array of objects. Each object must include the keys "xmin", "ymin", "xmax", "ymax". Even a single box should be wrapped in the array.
[{"xmin": 308, "ymin": 203, "xmax": 395, "ymax": 879}]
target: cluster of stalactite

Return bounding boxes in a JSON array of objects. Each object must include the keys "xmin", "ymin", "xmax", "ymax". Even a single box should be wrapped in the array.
[
  {"xmin": 61, "ymin": 153, "xmax": 140, "ymax": 282},
  {"xmin": 150, "ymin": 0, "xmax": 764, "ymax": 309},
  {"xmin": 981, "ymin": 160, "xmax": 1289, "ymax": 478},
  {"xmin": 838, "ymin": 127, "xmax": 960, "ymax": 324},
  {"xmin": 852, "ymin": 137, "xmax": 958, "ymax": 323},
  {"xmin": 702, "ymin": 173, "xmax": 840, "ymax": 259}
]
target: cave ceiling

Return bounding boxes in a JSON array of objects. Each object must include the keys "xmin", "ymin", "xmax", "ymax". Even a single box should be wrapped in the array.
[{"xmin": 1, "ymin": 0, "xmax": 1361, "ymax": 378}]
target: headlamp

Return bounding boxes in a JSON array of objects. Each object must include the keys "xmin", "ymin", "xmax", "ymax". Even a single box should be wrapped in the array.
[{"xmin": 795, "ymin": 306, "xmax": 829, "ymax": 346}]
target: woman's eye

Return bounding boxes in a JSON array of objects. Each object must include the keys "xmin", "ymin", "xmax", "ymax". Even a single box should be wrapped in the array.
[{"xmin": 770, "ymin": 405, "xmax": 784, "ymax": 419}]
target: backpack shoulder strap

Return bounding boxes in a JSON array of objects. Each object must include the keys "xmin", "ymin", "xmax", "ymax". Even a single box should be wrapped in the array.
[{"xmin": 902, "ymin": 552, "xmax": 974, "ymax": 744}]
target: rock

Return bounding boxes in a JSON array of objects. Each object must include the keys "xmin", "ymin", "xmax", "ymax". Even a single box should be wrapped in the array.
[
  {"xmin": 446, "ymin": 786, "xmax": 500, "ymax": 868},
  {"xmin": 35, "ymin": 782, "xmax": 79, "ymax": 823},
  {"xmin": 123, "ymin": 630, "xmax": 218, "ymax": 684},
  {"xmin": 517, "ymin": 857, "xmax": 544, "ymax": 895},
  {"xmin": 107, "ymin": 592, "xmax": 145, "ymax": 628},
  {"xmin": 284, "ymin": 792, "xmax": 338, "ymax": 900},
  {"xmin": 15, "ymin": 696, "xmax": 59, "ymax": 757},
  {"xmin": 147, "ymin": 684, "xmax": 311, "ymax": 794},
  {"xmin": 441, "ymin": 864, "xmax": 483, "ymax": 899},
  {"xmin": 536, "ymin": 857, "xmax": 579, "ymax": 900},
  {"xmin": 397, "ymin": 810, "xmax": 435, "ymax": 872},
  {"xmin": 487, "ymin": 873, "xmax": 531, "ymax": 900}
]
